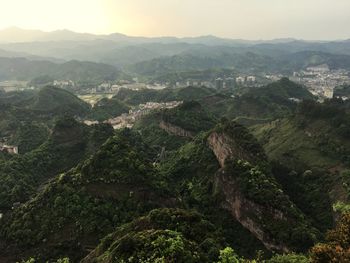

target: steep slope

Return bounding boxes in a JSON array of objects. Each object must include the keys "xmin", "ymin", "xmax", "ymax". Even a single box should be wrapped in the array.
[
  {"xmin": 251, "ymin": 99, "xmax": 350, "ymax": 232},
  {"xmin": 82, "ymin": 208, "xmax": 225, "ymax": 263},
  {"xmin": 160, "ymin": 121, "xmax": 319, "ymax": 254},
  {"xmin": 31, "ymin": 86, "xmax": 91, "ymax": 116},
  {"xmin": 133, "ymin": 101, "xmax": 217, "ymax": 151},
  {"xmin": 227, "ymin": 78, "xmax": 315, "ymax": 121},
  {"xmin": 0, "ymin": 130, "xmax": 171, "ymax": 262},
  {"xmin": 207, "ymin": 121, "xmax": 319, "ymax": 252},
  {"xmin": 251, "ymin": 99, "xmax": 350, "ymax": 171},
  {"xmin": 0, "ymin": 117, "xmax": 114, "ymax": 211}
]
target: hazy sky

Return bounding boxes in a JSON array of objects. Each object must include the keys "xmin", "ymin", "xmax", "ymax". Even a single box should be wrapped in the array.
[{"xmin": 0, "ymin": 0, "xmax": 350, "ymax": 40}]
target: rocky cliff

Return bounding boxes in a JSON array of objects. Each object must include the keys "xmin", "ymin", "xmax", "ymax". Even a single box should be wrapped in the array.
[{"xmin": 206, "ymin": 121, "xmax": 318, "ymax": 252}]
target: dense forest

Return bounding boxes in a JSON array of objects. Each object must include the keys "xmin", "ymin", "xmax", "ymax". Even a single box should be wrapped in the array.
[{"xmin": 0, "ymin": 79, "xmax": 349, "ymax": 263}]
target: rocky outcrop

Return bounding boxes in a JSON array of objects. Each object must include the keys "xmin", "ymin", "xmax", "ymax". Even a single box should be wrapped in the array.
[
  {"xmin": 159, "ymin": 121, "xmax": 194, "ymax": 138},
  {"xmin": 215, "ymin": 169, "xmax": 290, "ymax": 253},
  {"xmin": 207, "ymin": 131, "xmax": 256, "ymax": 167},
  {"xmin": 207, "ymin": 127, "xmax": 313, "ymax": 253}
]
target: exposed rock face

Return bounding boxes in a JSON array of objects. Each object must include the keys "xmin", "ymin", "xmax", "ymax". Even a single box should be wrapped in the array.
[
  {"xmin": 207, "ymin": 132, "xmax": 255, "ymax": 167},
  {"xmin": 159, "ymin": 121, "xmax": 194, "ymax": 138},
  {"xmin": 208, "ymin": 129, "xmax": 291, "ymax": 252},
  {"xmin": 215, "ymin": 169, "xmax": 290, "ymax": 253}
]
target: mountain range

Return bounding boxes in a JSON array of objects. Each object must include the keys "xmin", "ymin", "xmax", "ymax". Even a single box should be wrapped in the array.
[{"xmin": 0, "ymin": 28, "xmax": 350, "ymax": 80}]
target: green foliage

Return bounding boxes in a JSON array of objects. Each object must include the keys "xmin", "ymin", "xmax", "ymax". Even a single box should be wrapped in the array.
[
  {"xmin": 0, "ymin": 130, "xmax": 164, "ymax": 261},
  {"xmin": 266, "ymin": 253, "xmax": 309, "ymax": 263},
  {"xmin": 0, "ymin": 57, "xmax": 124, "ymax": 82},
  {"xmin": 9, "ymin": 121, "xmax": 49, "ymax": 154},
  {"xmin": 225, "ymin": 78, "xmax": 314, "ymax": 121},
  {"xmin": 224, "ymin": 159, "xmax": 320, "ymax": 251},
  {"xmin": 217, "ymin": 247, "xmax": 243, "ymax": 263},
  {"xmin": 32, "ymin": 86, "xmax": 91, "ymax": 116},
  {"xmin": 161, "ymin": 101, "xmax": 217, "ymax": 133},
  {"xmin": 89, "ymin": 97, "xmax": 130, "ymax": 121},
  {"xmin": 333, "ymin": 202, "xmax": 350, "ymax": 214},
  {"xmin": 85, "ymin": 208, "xmax": 225, "ymax": 263},
  {"xmin": 159, "ymin": 134, "xmax": 267, "ymax": 257},
  {"xmin": 133, "ymin": 100, "xmax": 216, "ymax": 152},
  {"xmin": 0, "ymin": 117, "xmax": 113, "ymax": 209},
  {"xmin": 133, "ymin": 112, "xmax": 190, "ymax": 151}
]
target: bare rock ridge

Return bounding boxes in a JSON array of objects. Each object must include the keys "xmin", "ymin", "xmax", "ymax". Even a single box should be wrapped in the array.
[
  {"xmin": 207, "ymin": 131, "xmax": 257, "ymax": 167},
  {"xmin": 207, "ymin": 123, "xmax": 315, "ymax": 252},
  {"xmin": 215, "ymin": 169, "xmax": 290, "ymax": 252},
  {"xmin": 159, "ymin": 120, "xmax": 194, "ymax": 138}
]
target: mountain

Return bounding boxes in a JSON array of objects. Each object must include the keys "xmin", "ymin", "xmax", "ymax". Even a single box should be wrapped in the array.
[
  {"xmin": 251, "ymin": 99, "xmax": 350, "ymax": 171},
  {"xmin": 133, "ymin": 100, "xmax": 217, "ymax": 150},
  {"xmin": 0, "ymin": 57, "xmax": 126, "ymax": 82},
  {"xmin": 0, "ymin": 130, "xmax": 169, "ymax": 262},
  {"xmin": 89, "ymin": 97, "xmax": 130, "ymax": 121},
  {"xmin": 129, "ymin": 49, "xmax": 350, "ymax": 77},
  {"xmin": 0, "ymin": 117, "xmax": 114, "ymax": 211},
  {"xmin": 160, "ymin": 120, "xmax": 319, "ymax": 253},
  {"xmin": 0, "ymin": 27, "xmax": 98, "ymax": 43},
  {"xmin": 1, "ymin": 28, "xmax": 350, "ymax": 72},
  {"xmin": 81, "ymin": 208, "xmax": 225, "ymax": 263},
  {"xmin": 251, "ymin": 99, "xmax": 350, "ymax": 232},
  {"xmin": 32, "ymin": 86, "xmax": 91, "ymax": 116},
  {"xmin": 0, "ymin": 117, "xmax": 323, "ymax": 262}
]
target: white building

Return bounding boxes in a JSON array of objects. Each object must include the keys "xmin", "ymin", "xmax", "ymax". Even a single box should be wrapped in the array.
[{"xmin": 236, "ymin": 76, "xmax": 245, "ymax": 85}]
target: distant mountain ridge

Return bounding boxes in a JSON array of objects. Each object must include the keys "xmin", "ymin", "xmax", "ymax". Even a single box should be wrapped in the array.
[{"xmin": 0, "ymin": 27, "xmax": 303, "ymax": 45}]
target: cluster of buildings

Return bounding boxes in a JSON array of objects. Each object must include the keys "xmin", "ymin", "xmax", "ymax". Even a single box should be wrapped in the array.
[
  {"xmin": 84, "ymin": 101, "xmax": 182, "ymax": 130},
  {"xmin": 53, "ymin": 80, "xmax": 75, "ymax": 88},
  {"xmin": 0, "ymin": 81, "xmax": 27, "ymax": 92},
  {"xmin": 88, "ymin": 82, "xmax": 166, "ymax": 94},
  {"xmin": 106, "ymin": 101, "xmax": 182, "ymax": 129},
  {"xmin": 215, "ymin": 76, "xmax": 257, "ymax": 89},
  {"xmin": 290, "ymin": 64, "xmax": 350, "ymax": 99},
  {"xmin": 0, "ymin": 143, "xmax": 18, "ymax": 154}
]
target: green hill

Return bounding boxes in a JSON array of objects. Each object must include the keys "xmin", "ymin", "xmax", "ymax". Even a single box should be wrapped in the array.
[
  {"xmin": 31, "ymin": 86, "xmax": 91, "ymax": 116},
  {"xmin": 195, "ymin": 78, "xmax": 315, "ymax": 124},
  {"xmin": 0, "ymin": 117, "xmax": 113, "ymax": 211},
  {"xmin": 0, "ymin": 109, "xmax": 336, "ymax": 262},
  {"xmin": 81, "ymin": 208, "xmax": 225, "ymax": 263},
  {"xmin": 0, "ymin": 130, "xmax": 168, "ymax": 262},
  {"xmin": 251, "ymin": 99, "xmax": 350, "ymax": 170},
  {"xmin": 0, "ymin": 57, "xmax": 126, "ymax": 82},
  {"xmin": 160, "ymin": 121, "xmax": 319, "ymax": 253},
  {"xmin": 251, "ymin": 100, "xmax": 350, "ymax": 233},
  {"xmin": 89, "ymin": 97, "xmax": 130, "ymax": 121},
  {"xmin": 133, "ymin": 101, "xmax": 217, "ymax": 151}
]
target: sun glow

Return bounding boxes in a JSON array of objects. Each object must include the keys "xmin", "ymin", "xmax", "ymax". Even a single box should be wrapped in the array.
[{"xmin": 0, "ymin": 0, "xmax": 349, "ymax": 39}]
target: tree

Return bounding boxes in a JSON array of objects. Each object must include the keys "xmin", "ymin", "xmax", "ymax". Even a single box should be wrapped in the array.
[
  {"xmin": 217, "ymin": 247, "xmax": 242, "ymax": 263},
  {"xmin": 310, "ymin": 213, "xmax": 350, "ymax": 262}
]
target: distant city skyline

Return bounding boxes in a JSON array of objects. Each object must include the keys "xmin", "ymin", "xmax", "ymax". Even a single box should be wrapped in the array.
[{"xmin": 0, "ymin": 0, "xmax": 350, "ymax": 40}]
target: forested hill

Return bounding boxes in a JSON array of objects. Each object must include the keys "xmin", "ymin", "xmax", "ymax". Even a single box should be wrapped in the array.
[
  {"xmin": 0, "ymin": 79, "xmax": 349, "ymax": 262},
  {"xmin": 0, "ymin": 57, "xmax": 126, "ymax": 82}
]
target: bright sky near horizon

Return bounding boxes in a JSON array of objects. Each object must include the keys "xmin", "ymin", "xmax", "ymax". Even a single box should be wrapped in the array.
[{"xmin": 0, "ymin": 0, "xmax": 350, "ymax": 40}]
